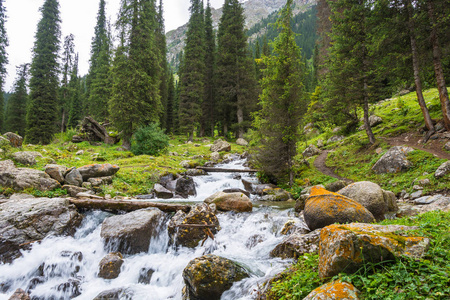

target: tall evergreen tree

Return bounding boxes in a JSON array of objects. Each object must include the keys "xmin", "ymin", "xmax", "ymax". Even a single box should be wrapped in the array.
[
  {"xmin": 156, "ymin": 0, "xmax": 169, "ymax": 130},
  {"xmin": 68, "ymin": 54, "xmax": 82, "ymax": 128},
  {"xmin": 165, "ymin": 70, "xmax": 175, "ymax": 134},
  {"xmin": 110, "ymin": 0, "xmax": 162, "ymax": 149},
  {"xmin": 0, "ymin": 0, "xmax": 8, "ymax": 132},
  {"xmin": 5, "ymin": 64, "xmax": 28, "ymax": 136},
  {"xmin": 178, "ymin": 0, "xmax": 205, "ymax": 141},
  {"xmin": 60, "ymin": 34, "xmax": 75, "ymax": 132},
  {"xmin": 253, "ymin": 0, "xmax": 306, "ymax": 186},
  {"xmin": 26, "ymin": 0, "xmax": 61, "ymax": 144},
  {"xmin": 216, "ymin": 0, "xmax": 257, "ymax": 138},
  {"xmin": 88, "ymin": 0, "xmax": 112, "ymax": 121},
  {"xmin": 203, "ymin": 0, "xmax": 216, "ymax": 136}
]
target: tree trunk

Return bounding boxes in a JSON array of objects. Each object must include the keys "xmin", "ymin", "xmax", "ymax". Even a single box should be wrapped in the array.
[
  {"xmin": 406, "ymin": 0, "xmax": 435, "ymax": 135},
  {"xmin": 362, "ymin": 45, "xmax": 375, "ymax": 144},
  {"xmin": 427, "ymin": 1, "xmax": 450, "ymax": 130},
  {"xmin": 122, "ymin": 136, "xmax": 131, "ymax": 150},
  {"xmin": 236, "ymin": 105, "xmax": 244, "ymax": 139},
  {"xmin": 69, "ymin": 198, "xmax": 190, "ymax": 213},
  {"xmin": 61, "ymin": 109, "xmax": 66, "ymax": 133}
]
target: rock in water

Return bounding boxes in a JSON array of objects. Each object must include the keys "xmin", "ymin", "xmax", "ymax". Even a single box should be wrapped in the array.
[
  {"xmin": 204, "ymin": 191, "xmax": 252, "ymax": 212},
  {"xmin": 98, "ymin": 252, "xmax": 124, "ymax": 279},
  {"xmin": 303, "ymin": 186, "xmax": 375, "ymax": 231},
  {"xmin": 182, "ymin": 254, "xmax": 249, "ymax": 300},
  {"xmin": 100, "ymin": 208, "xmax": 165, "ymax": 254},
  {"xmin": 7, "ymin": 288, "xmax": 30, "ymax": 300},
  {"xmin": 270, "ymin": 229, "xmax": 321, "ymax": 259}
]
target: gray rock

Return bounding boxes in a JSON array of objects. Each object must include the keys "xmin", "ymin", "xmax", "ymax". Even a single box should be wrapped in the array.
[
  {"xmin": 11, "ymin": 151, "xmax": 43, "ymax": 166},
  {"xmin": 93, "ymin": 288, "xmax": 134, "ymax": 300},
  {"xmin": 317, "ymin": 139, "xmax": 324, "ymax": 148},
  {"xmin": 372, "ymin": 146, "xmax": 414, "ymax": 174},
  {"xmin": 172, "ymin": 176, "xmax": 196, "ymax": 198},
  {"xmin": 444, "ymin": 142, "xmax": 450, "ymax": 151},
  {"xmin": 77, "ymin": 164, "xmax": 120, "ymax": 181},
  {"xmin": 210, "ymin": 151, "xmax": 220, "ymax": 162},
  {"xmin": 180, "ymin": 160, "xmax": 193, "ymax": 168},
  {"xmin": 302, "ymin": 144, "xmax": 321, "ymax": 158},
  {"xmin": 101, "ymin": 208, "xmax": 164, "ymax": 254},
  {"xmin": 270, "ymin": 229, "xmax": 321, "ymax": 259},
  {"xmin": 236, "ymin": 138, "xmax": 248, "ymax": 146},
  {"xmin": 98, "ymin": 252, "xmax": 124, "ymax": 279},
  {"xmin": 210, "ymin": 139, "xmax": 231, "ymax": 152},
  {"xmin": 153, "ymin": 183, "xmax": 174, "ymax": 199},
  {"xmin": 410, "ymin": 190, "xmax": 423, "ymax": 199},
  {"xmin": 87, "ymin": 176, "xmax": 113, "ymax": 187},
  {"xmin": 0, "ymin": 160, "xmax": 60, "ymax": 191},
  {"xmin": 434, "ymin": 161, "xmax": 450, "ymax": 178},
  {"xmin": 327, "ymin": 135, "xmax": 345, "ymax": 144},
  {"xmin": 63, "ymin": 185, "xmax": 89, "ymax": 197},
  {"xmin": 64, "ymin": 167, "xmax": 83, "ymax": 187},
  {"xmin": 45, "ymin": 164, "xmax": 67, "ymax": 184},
  {"xmin": 0, "ymin": 197, "xmax": 83, "ymax": 263},
  {"xmin": 204, "ymin": 191, "xmax": 252, "ymax": 212},
  {"xmin": 222, "ymin": 188, "xmax": 250, "ymax": 197},
  {"xmin": 259, "ymin": 188, "xmax": 293, "ymax": 201},
  {"xmin": 417, "ymin": 178, "xmax": 431, "ymax": 186},
  {"xmin": 9, "ymin": 193, "xmax": 35, "ymax": 200},
  {"xmin": 3, "ymin": 132, "xmax": 23, "ymax": 148},
  {"xmin": 358, "ymin": 115, "xmax": 383, "ymax": 130},
  {"xmin": 325, "ymin": 180, "xmax": 347, "ymax": 192},
  {"xmin": 185, "ymin": 169, "xmax": 206, "ymax": 176},
  {"xmin": 413, "ymin": 194, "xmax": 444, "ymax": 205}
]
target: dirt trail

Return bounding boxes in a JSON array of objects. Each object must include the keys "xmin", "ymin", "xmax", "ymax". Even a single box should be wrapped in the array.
[
  {"xmin": 385, "ymin": 133, "xmax": 450, "ymax": 160},
  {"xmin": 313, "ymin": 150, "xmax": 353, "ymax": 183}
]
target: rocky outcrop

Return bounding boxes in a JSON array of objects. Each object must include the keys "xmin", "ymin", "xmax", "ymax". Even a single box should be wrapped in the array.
[
  {"xmin": 168, "ymin": 203, "xmax": 220, "ymax": 248},
  {"xmin": 100, "ymin": 208, "xmax": 165, "ymax": 254},
  {"xmin": 77, "ymin": 164, "xmax": 120, "ymax": 181},
  {"xmin": 302, "ymin": 144, "xmax": 321, "ymax": 158},
  {"xmin": 11, "ymin": 151, "xmax": 43, "ymax": 166},
  {"xmin": 3, "ymin": 132, "xmax": 23, "ymax": 148},
  {"xmin": 304, "ymin": 187, "xmax": 375, "ymax": 231},
  {"xmin": 337, "ymin": 181, "xmax": 398, "ymax": 220},
  {"xmin": 182, "ymin": 254, "xmax": 249, "ymax": 300},
  {"xmin": 210, "ymin": 139, "xmax": 231, "ymax": 152},
  {"xmin": 270, "ymin": 229, "xmax": 321, "ymax": 259},
  {"xmin": 372, "ymin": 146, "xmax": 414, "ymax": 174},
  {"xmin": 98, "ymin": 252, "xmax": 124, "ymax": 279},
  {"xmin": 303, "ymin": 280, "xmax": 360, "ymax": 300},
  {"xmin": 318, "ymin": 223, "xmax": 430, "ymax": 278},
  {"xmin": 204, "ymin": 191, "xmax": 252, "ymax": 212},
  {"xmin": 0, "ymin": 197, "xmax": 83, "ymax": 263},
  {"xmin": 434, "ymin": 161, "xmax": 450, "ymax": 178}
]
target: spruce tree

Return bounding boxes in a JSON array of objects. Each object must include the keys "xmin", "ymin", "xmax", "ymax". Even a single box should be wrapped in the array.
[
  {"xmin": 165, "ymin": 70, "xmax": 175, "ymax": 134},
  {"xmin": 252, "ymin": 0, "xmax": 306, "ymax": 186},
  {"xmin": 68, "ymin": 54, "xmax": 82, "ymax": 128},
  {"xmin": 60, "ymin": 34, "xmax": 75, "ymax": 132},
  {"xmin": 156, "ymin": 0, "xmax": 169, "ymax": 130},
  {"xmin": 203, "ymin": 0, "xmax": 216, "ymax": 136},
  {"xmin": 216, "ymin": 0, "xmax": 257, "ymax": 138},
  {"xmin": 110, "ymin": 0, "xmax": 162, "ymax": 149},
  {"xmin": 5, "ymin": 64, "xmax": 28, "ymax": 136},
  {"xmin": 0, "ymin": 0, "xmax": 8, "ymax": 132},
  {"xmin": 26, "ymin": 0, "xmax": 61, "ymax": 144},
  {"xmin": 178, "ymin": 0, "xmax": 205, "ymax": 141}
]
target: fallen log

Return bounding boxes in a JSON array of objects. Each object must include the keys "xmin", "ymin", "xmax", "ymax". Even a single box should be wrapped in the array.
[
  {"xmin": 69, "ymin": 198, "xmax": 190, "ymax": 213},
  {"xmin": 196, "ymin": 166, "xmax": 258, "ymax": 173}
]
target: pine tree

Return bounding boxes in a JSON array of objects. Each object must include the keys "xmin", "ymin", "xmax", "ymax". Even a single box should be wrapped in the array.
[
  {"xmin": 252, "ymin": 0, "xmax": 306, "ymax": 186},
  {"xmin": 88, "ymin": 0, "xmax": 112, "ymax": 121},
  {"xmin": 110, "ymin": 0, "xmax": 162, "ymax": 149},
  {"xmin": 5, "ymin": 64, "xmax": 28, "ymax": 136},
  {"xmin": 68, "ymin": 54, "xmax": 82, "ymax": 128},
  {"xmin": 203, "ymin": 0, "xmax": 216, "ymax": 136},
  {"xmin": 60, "ymin": 34, "xmax": 75, "ymax": 132},
  {"xmin": 216, "ymin": 0, "xmax": 257, "ymax": 138},
  {"xmin": 26, "ymin": 0, "xmax": 61, "ymax": 144},
  {"xmin": 156, "ymin": 0, "xmax": 169, "ymax": 130},
  {"xmin": 178, "ymin": 0, "xmax": 205, "ymax": 141},
  {"xmin": 165, "ymin": 70, "xmax": 175, "ymax": 134},
  {"xmin": 0, "ymin": 0, "xmax": 8, "ymax": 132}
]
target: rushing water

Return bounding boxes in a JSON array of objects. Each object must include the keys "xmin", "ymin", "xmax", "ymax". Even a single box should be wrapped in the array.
[{"xmin": 0, "ymin": 157, "xmax": 300, "ymax": 300}]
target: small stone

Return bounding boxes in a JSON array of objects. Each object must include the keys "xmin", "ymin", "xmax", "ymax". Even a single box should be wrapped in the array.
[
  {"xmin": 410, "ymin": 190, "xmax": 423, "ymax": 199},
  {"xmin": 75, "ymin": 150, "xmax": 84, "ymax": 155},
  {"xmin": 413, "ymin": 185, "xmax": 423, "ymax": 190},
  {"xmin": 417, "ymin": 178, "xmax": 430, "ymax": 186},
  {"xmin": 444, "ymin": 142, "xmax": 450, "ymax": 151}
]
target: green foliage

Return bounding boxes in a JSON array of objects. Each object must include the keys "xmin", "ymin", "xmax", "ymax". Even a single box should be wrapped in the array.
[
  {"xmin": 131, "ymin": 124, "xmax": 169, "ymax": 156},
  {"xmin": 4, "ymin": 64, "xmax": 28, "ymax": 136}
]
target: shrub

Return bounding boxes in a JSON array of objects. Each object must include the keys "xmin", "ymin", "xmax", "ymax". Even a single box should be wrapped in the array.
[{"xmin": 131, "ymin": 124, "xmax": 169, "ymax": 156}]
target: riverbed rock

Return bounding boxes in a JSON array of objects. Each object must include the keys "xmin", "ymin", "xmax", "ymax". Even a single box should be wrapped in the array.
[
  {"xmin": 168, "ymin": 203, "xmax": 220, "ymax": 248},
  {"xmin": 185, "ymin": 169, "xmax": 206, "ymax": 176},
  {"xmin": 98, "ymin": 252, "xmax": 124, "ymax": 279},
  {"xmin": 44, "ymin": 164, "xmax": 67, "ymax": 184},
  {"xmin": 0, "ymin": 160, "xmax": 60, "ymax": 191},
  {"xmin": 280, "ymin": 219, "xmax": 309, "ymax": 236},
  {"xmin": 93, "ymin": 288, "xmax": 134, "ymax": 300},
  {"xmin": 434, "ymin": 161, "xmax": 450, "ymax": 178},
  {"xmin": 77, "ymin": 163, "xmax": 120, "ymax": 181},
  {"xmin": 372, "ymin": 146, "xmax": 414, "ymax": 174},
  {"xmin": 182, "ymin": 254, "xmax": 249, "ymax": 300},
  {"xmin": 337, "ymin": 181, "xmax": 398, "ymax": 220},
  {"xmin": 3, "ymin": 132, "xmax": 23, "ymax": 148},
  {"xmin": 302, "ymin": 144, "xmax": 321, "ymax": 158},
  {"xmin": 303, "ymin": 280, "xmax": 360, "ymax": 300},
  {"xmin": 204, "ymin": 191, "xmax": 252, "ymax": 212},
  {"xmin": 64, "ymin": 167, "xmax": 83, "ymax": 187},
  {"xmin": 174, "ymin": 176, "xmax": 196, "ymax": 198},
  {"xmin": 236, "ymin": 138, "xmax": 248, "ymax": 146},
  {"xmin": 210, "ymin": 139, "xmax": 231, "ymax": 152},
  {"xmin": 11, "ymin": 151, "xmax": 43, "ymax": 166},
  {"xmin": 153, "ymin": 183, "xmax": 174, "ymax": 199},
  {"xmin": 7, "ymin": 288, "xmax": 30, "ymax": 300},
  {"xmin": 0, "ymin": 197, "xmax": 83, "ymax": 264},
  {"xmin": 304, "ymin": 186, "xmax": 375, "ymax": 231},
  {"xmin": 100, "ymin": 208, "xmax": 165, "ymax": 255},
  {"xmin": 270, "ymin": 229, "xmax": 321, "ymax": 259},
  {"xmin": 318, "ymin": 223, "xmax": 430, "ymax": 278},
  {"xmin": 259, "ymin": 188, "xmax": 293, "ymax": 201}
]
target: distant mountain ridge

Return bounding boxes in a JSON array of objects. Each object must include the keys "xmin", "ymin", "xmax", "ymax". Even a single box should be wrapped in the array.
[{"xmin": 166, "ymin": 0, "xmax": 317, "ymax": 66}]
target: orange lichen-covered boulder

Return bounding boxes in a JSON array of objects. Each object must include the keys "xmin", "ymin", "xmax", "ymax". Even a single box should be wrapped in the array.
[
  {"xmin": 303, "ymin": 280, "xmax": 360, "ymax": 300},
  {"xmin": 304, "ymin": 186, "xmax": 375, "ymax": 231},
  {"xmin": 318, "ymin": 223, "xmax": 430, "ymax": 278}
]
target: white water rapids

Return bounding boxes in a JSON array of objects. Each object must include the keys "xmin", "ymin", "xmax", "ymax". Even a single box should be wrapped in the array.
[{"xmin": 0, "ymin": 157, "xmax": 300, "ymax": 300}]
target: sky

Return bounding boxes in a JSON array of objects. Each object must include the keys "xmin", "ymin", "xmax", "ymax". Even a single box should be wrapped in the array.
[{"xmin": 3, "ymin": 0, "xmax": 226, "ymax": 91}]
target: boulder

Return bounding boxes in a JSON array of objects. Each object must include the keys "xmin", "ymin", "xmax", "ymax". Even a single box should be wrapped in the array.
[
  {"xmin": 270, "ymin": 229, "xmax": 321, "ymax": 259},
  {"xmin": 185, "ymin": 169, "xmax": 206, "ymax": 176},
  {"xmin": 3, "ymin": 132, "xmax": 23, "ymax": 148},
  {"xmin": 210, "ymin": 139, "xmax": 231, "ymax": 152},
  {"xmin": 358, "ymin": 115, "xmax": 383, "ymax": 131},
  {"xmin": 327, "ymin": 135, "xmax": 345, "ymax": 144},
  {"xmin": 44, "ymin": 164, "xmax": 67, "ymax": 184},
  {"xmin": 0, "ymin": 160, "xmax": 60, "ymax": 191},
  {"xmin": 372, "ymin": 146, "xmax": 414, "ymax": 174},
  {"xmin": 318, "ymin": 223, "xmax": 430, "ymax": 278},
  {"xmin": 210, "ymin": 151, "xmax": 220, "ymax": 162},
  {"xmin": 64, "ymin": 167, "xmax": 83, "ymax": 187},
  {"xmin": 62, "ymin": 185, "xmax": 89, "ymax": 197},
  {"xmin": 98, "ymin": 252, "xmax": 124, "ymax": 279},
  {"xmin": 100, "ymin": 208, "xmax": 165, "ymax": 254},
  {"xmin": 173, "ymin": 176, "xmax": 196, "ymax": 198},
  {"xmin": 325, "ymin": 180, "xmax": 347, "ymax": 192},
  {"xmin": 183, "ymin": 254, "xmax": 249, "ymax": 300},
  {"xmin": 204, "ymin": 191, "xmax": 252, "ymax": 212},
  {"xmin": 303, "ymin": 280, "xmax": 360, "ymax": 300},
  {"xmin": 93, "ymin": 288, "xmax": 134, "ymax": 300},
  {"xmin": 259, "ymin": 188, "xmax": 292, "ymax": 201},
  {"xmin": 337, "ymin": 181, "xmax": 397, "ymax": 220},
  {"xmin": 304, "ymin": 186, "xmax": 375, "ymax": 231},
  {"xmin": 11, "ymin": 151, "xmax": 43, "ymax": 166},
  {"xmin": 77, "ymin": 163, "xmax": 120, "ymax": 181},
  {"xmin": 434, "ymin": 161, "xmax": 450, "ymax": 178},
  {"xmin": 302, "ymin": 144, "xmax": 321, "ymax": 158},
  {"xmin": 7, "ymin": 288, "xmax": 30, "ymax": 300},
  {"xmin": 444, "ymin": 142, "xmax": 450, "ymax": 151},
  {"xmin": 236, "ymin": 138, "xmax": 248, "ymax": 146},
  {"xmin": 153, "ymin": 183, "xmax": 174, "ymax": 199},
  {"xmin": 88, "ymin": 176, "xmax": 113, "ymax": 187},
  {"xmin": 253, "ymin": 183, "xmax": 279, "ymax": 196},
  {"xmin": 168, "ymin": 203, "xmax": 220, "ymax": 248},
  {"xmin": 222, "ymin": 188, "xmax": 250, "ymax": 197},
  {"xmin": 0, "ymin": 197, "xmax": 83, "ymax": 263},
  {"xmin": 280, "ymin": 219, "xmax": 309, "ymax": 235}
]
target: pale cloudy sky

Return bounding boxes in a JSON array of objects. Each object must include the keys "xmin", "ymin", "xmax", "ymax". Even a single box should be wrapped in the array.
[{"xmin": 3, "ymin": 0, "xmax": 225, "ymax": 91}]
